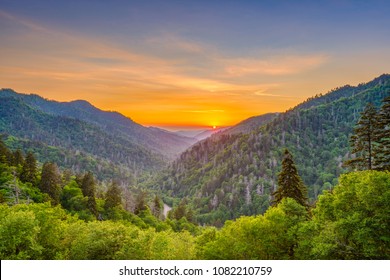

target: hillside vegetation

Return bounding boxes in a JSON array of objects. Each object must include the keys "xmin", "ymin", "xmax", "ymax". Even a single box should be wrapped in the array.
[{"xmin": 154, "ymin": 74, "xmax": 390, "ymax": 225}]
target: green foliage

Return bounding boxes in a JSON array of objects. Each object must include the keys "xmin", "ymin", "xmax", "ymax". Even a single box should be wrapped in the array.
[
  {"xmin": 376, "ymin": 95, "xmax": 390, "ymax": 170},
  {"xmin": 134, "ymin": 191, "xmax": 148, "ymax": 215},
  {"xmin": 345, "ymin": 103, "xmax": 379, "ymax": 170},
  {"xmin": 0, "ymin": 206, "xmax": 42, "ymax": 259},
  {"xmin": 0, "ymin": 88, "xmax": 197, "ymax": 183},
  {"xmin": 151, "ymin": 195, "xmax": 162, "ymax": 219},
  {"xmin": 20, "ymin": 152, "xmax": 38, "ymax": 185},
  {"xmin": 273, "ymin": 149, "xmax": 308, "ymax": 207},
  {"xmin": 80, "ymin": 172, "xmax": 97, "ymax": 216},
  {"xmin": 104, "ymin": 181, "xmax": 122, "ymax": 210},
  {"xmin": 156, "ymin": 75, "xmax": 390, "ymax": 225},
  {"xmin": 197, "ymin": 198, "xmax": 307, "ymax": 259},
  {"xmin": 0, "ymin": 171, "xmax": 388, "ymax": 260},
  {"xmin": 39, "ymin": 162, "xmax": 62, "ymax": 205},
  {"xmin": 296, "ymin": 171, "xmax": 390, "ymax": 259},
  {"xmin": 0, "ymin": 137, "xmax": 13, "ymax": 164}
]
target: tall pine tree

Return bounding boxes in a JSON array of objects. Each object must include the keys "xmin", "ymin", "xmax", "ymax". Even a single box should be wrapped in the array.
[
  {"xmin": 104, "ymin": 181, "xmax": 122, "ymax": 210},
  {"xmin": 134, "ymin": 191, "xmax": 148, "ymax": 215},
  {"xmin": 39, "ymin": 162, "xmax": 61, "ymax": 205},
  {"xmin": 152, "ymin": 195, "xmax": 162, "ymax": 219},
  {"xmin": 345, "ymin": 103, "xmax": 379, "ymax": 170},
  {"xmin": 272, "ymin": 149, "xmax": 307, "ymax": 207},
  {"xmin": 0, "ymin": 138, "xmax": 12, "ymax": 164},
  {"xmin": 12, "ymin": 149, "xmax": 24, "ymax": 167},
  {"xmin": 81, "ymin": 172, "xmax": 97, "ymax": 216},
  {"xmin": 20, "ymin": 152, "xmax": 38, "ymax": 185}
]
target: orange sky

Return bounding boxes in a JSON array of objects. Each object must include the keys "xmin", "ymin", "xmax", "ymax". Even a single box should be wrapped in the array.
[{"xmin": 1, "ymin": 3, "xmax": 390, "ymax": 129}]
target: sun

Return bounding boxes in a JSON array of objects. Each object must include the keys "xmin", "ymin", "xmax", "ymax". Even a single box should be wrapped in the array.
[{"xmin": 212, "ymin": 125, "xmax": 217, "ymax": 129}]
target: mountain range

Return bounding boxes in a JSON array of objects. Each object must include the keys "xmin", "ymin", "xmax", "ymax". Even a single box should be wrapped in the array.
[
  {"xmin": 152, "ymin": 74, "xmax": 390, "ymax": 225},
  {"xmin": 1, "ymin": 74, "xmax": 389, "ymax": 226},
  {"xmin": 0, "ymin": 89, "xmax": 200, "ymax": 182}
]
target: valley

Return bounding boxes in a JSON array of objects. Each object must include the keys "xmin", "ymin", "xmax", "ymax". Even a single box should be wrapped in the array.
[{"xmin": 0, "ymin": 74, "xmax": 389, "ymax": 259}]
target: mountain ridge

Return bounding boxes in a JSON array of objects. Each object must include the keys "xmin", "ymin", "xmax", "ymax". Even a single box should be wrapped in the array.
[
  {"xmin": 154, "ymin": 74, "xmax": 390, "ymax": 225},
  {"xmin": 0, "ymin": 89, "xmax": 198, "ymax": 159}
]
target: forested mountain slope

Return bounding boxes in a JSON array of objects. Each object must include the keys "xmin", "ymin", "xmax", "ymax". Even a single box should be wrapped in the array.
[
  {"xmin": 0, "ymin": 89, "xmax": 197, "ymax": 159},
  {"xmin": 222, "ymin": 113, "xmax": 279, "ymax": 135},
  {"xmin": 155, "ymin": 74, "xmax": 390, "ymax": 225},
  {"xmin": 0, "ymin": 95, "xmax": 164, "ymax": 182}
]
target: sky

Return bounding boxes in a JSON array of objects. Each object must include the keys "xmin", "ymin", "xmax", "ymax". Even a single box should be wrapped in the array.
[{"xmin": 1, "ymin": 0, "xmax": 389, "ymax": 130}]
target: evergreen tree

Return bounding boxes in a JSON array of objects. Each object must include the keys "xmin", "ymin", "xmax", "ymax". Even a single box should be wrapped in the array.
[
  {"xmin": 12, "ymin": 149, "xmax": 24, "ymax": 167},
  {"xmin": 0, "ymin": 138, "xmax": 12, "ymax": 164},
  {"xmin": 20, "ymin": 152, "xmax": 38, "ymax": 185},
  {"xmin": 172, "ymin": 198, "xmax": 190, "ymax": 220},
  {"xmin": 81, "ymin": 172, "xmax": 96, "ymax": 197},
  {"xmin": 152, "ymin": 195, "xmax": 162, "ymax": 219},
  {"xmin": 272, "ymin": 149, "xmax": 307, "ymax": 207},
  {"xmin": 80, "ymin": 172, "xmax": 97, "ymax": 216},
  {"xmin": 376, "ymin": 95, "xmax": 390, "ymax": 171},
  {"xmin": 134, "ymin": 191, "xmax": 148, "ymax": 215},
  {"xmin": 39, "ymin": 162, "xmax": 61, "ymax": 205},
  {"xmin": 104, "ymin": 181, "xmax": 122, "ymax": 210},
  {"xmin": 345, "ymin": 103, "xmax": 379, "ymax": 170}
]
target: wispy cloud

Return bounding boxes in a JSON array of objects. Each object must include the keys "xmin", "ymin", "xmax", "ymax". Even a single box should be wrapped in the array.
[
  {"xmin": 221, "ymin": 54, "xmax": 328, "ymax": 77},
  {"xmin": 0, "ymin": 9, "xmax": 330, "ymax": 126}
]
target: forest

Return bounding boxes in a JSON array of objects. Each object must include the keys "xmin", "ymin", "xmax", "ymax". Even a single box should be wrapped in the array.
[
  {"xmin": 0, "ymin": 75, "xmax": 389, "ymax": 259},
  {"xmin": 154, "ymin": 75, "xmax": 390, "ymax": 225}
]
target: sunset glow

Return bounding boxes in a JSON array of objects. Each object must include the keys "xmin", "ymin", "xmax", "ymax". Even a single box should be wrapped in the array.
[{"xmin": 1, "ymin": 1, "xmax": 389, "ymax": 129}]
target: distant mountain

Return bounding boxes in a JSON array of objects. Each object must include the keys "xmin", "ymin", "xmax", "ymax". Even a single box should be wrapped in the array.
[
  {"xmin": 154, "ymin": 74, "xmax": 390, "ymax": 226},
  {"xmin": 0, "ymin": 89, "xmax": 197, "ymax": 159},
  {"xmin": 173, "ymin": 129, "xmax": 209, "ymax": 138},
  {"xmin": 222, "ymin": 113, "xmax": 278, "ymax": 135},
  {"xmin": 193, "ymin": 127, "xmax": 229, "ymax": 140},
  {"xmin": 0, "ymin": 95, "xmax": 164, "ymax": 182},
  {"xmin": 0, "ymin": 89, "xmax": 199, "ymax": 182}
]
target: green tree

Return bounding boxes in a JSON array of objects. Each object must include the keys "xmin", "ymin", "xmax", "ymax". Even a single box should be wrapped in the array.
[
  {"xmin": 0, "ymin": 138, "xmax": 12, "ymax": 164},
  {"xmin": 12, "ymin": 149, "xmax": 24, "ymax": 167},
  {"xmin": 20, "ymin": 152, "xmax": 38, "ymax": 185},
  {"xmin": 39, "ymin": 162, "xmax": 62, "ymax": 205},
  {"xmin": 345, "ymin": 103, "xmax": 379, "ymax": 170},
  {"xmin": 0, "ymin": 207, "xmax": 42, "ymax": 259},
  {"xmin": 173, "ymin": 198, "xmax": 188, "ymax": 220},
  {"xmin": 104, "ymin": 181, "xmax": 122, "ymax": 210},
  {"xmin": 376, "ymin": 95, "xmax": 390, "ymax": 171},
  {"xmin": 272, "ymin": 149, "xmax": 308, "ymax": 207},
  {"xmin": 80, "ymin": 172, "xmax": 97, "ymax": 217},
  {"xmin": 152, "ymin": 195, "xmax": 162, "ymax": 219},
  {"xmin": 199, "ymin": 198, "xmax": 307, "ymax": 260},
  {"xmin": 296, "ymin": 171, "xmax": 390, "ymax": 259},
  {"xmin": 134, "ymin": 191, "xmax": 148, "ymax": 215}
]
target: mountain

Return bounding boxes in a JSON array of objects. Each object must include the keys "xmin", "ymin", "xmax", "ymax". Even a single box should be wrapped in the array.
[
  {"xmin": 154, "ymin": 74, "xmax": 390, "ymax": 226},
  {"xmin": 0, "ymin": 89, "xmax": 199, "ymax": 182},
  {"xmin": 173, "ymin": 129, "xmax": 209, "ymax": 138},
  {"xmin": 222, "ymin": 113, "xmax": 279, "ymax": 135},
  {"xmin": 0, "ymin": 96, "xmax": 164, "ymax": 182},
  {"xmin": 0, "ymin": 89, "xmax": 197, "ymax": 159},
  {"xmin": 193, "ymin": 127, "xmax": 229, "ymax": 140},
  {"xmin": 172, "ymin": 127, "xmax": 230, "ymax": 141}
]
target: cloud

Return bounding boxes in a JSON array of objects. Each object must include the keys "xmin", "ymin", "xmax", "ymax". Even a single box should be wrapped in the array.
[
  {"xmin": 0, "ymin": 10, "xmax": 49, "ymax": 33},
  {"xmin": 222, "ymin": 54, "xmax": 328, "ymax": 77},
  {"xmin": 0, "ymin": 9, "xmax": 330, "ymax": 126}
]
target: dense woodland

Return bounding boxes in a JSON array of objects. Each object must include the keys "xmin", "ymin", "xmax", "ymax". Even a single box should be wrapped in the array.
[
  {"xmin": 154, "ymin": 75, "xmax": 390, "ymax": 225},
  {"xmin": 0, "ymin": 89, "xmax": 198, "ymax": 182},
  {"xmin": 0, "ymin": 74, "xmax": 389, "ymax": 259}
]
